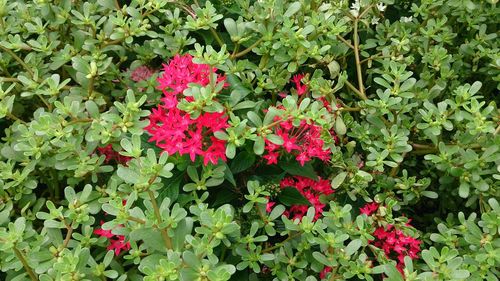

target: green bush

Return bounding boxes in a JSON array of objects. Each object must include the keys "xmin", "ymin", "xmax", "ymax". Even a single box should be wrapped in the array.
[{"xmin": 0, "ymin": 0, "xmax": 498, "ymax": 280}]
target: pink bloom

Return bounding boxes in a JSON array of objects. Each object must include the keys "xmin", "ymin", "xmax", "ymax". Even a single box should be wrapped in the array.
[
  {"xmin": 279, "ymin": 176, "xmax": 333, "ymax": 220},
  {"xmin": 262, "ymin": 118, "xmax": 331, "ymax": 166},
  {"xmin": 146, "ymin": 54, "xmax": 229, "ymax": 165},
  {"xmin": 130, "ymin": 65, "xmax": 154, "ymax": 82},
  {"xmin": 370, "ymin": 224, "xmax": 422, "ymax": 275},
  {"xmin": 94, "ymin": 221, "xmax": 131, "ymax": 256},
  {"xmin": 360, "ymin": 202, "xmax": 379, "ymax": 215},
  {"xmin": 97, "ymin": 144, "xmax": 131, "ymax": 164},
  {"xmin": 320, "ymin": 266, "xmax": 332, "ymax": 279},
  {"xmin": 292, "ymin": 74, "xmax": 307, "ymax": 96}
]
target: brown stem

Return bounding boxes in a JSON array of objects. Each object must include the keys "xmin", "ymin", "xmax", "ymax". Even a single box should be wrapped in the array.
[
  {"xmin": 231, "ymin": 37, "xmax": 264, "ymax": 59},
  {"xmin": 352, "ymin": 20, "xmax": 367, "ymax": 100},
  {"xmin": 336, "ymin": 35, "xmax": 354, "ymax": 49},
  {"xmin": 345, "ymin": 80, "xmax": 366, "ymax": 100},
  {"xmin": 62, "ymin": 225, "xmax": 73, "ymax": 248},
  {"xmin": 0, "ymin": 45, "xmax": 34, "ymax": 77},
  {"xmin": 13, "ymin": 246, "xmax": 38, "ymax": 281},
  {"xmin": 262, "ymin": 232, "xmax": 301, "ymax": 253}
]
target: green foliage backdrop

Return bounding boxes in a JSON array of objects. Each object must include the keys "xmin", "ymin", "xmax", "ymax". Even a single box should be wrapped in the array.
[{"xmin": 0, "ymin": 0, "xmax": 498, "ymax": 280}]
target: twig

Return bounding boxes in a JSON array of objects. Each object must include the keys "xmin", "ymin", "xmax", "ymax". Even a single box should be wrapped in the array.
[
  {"xmin": 352, "ymin": 20, "xmax": 367, "ymax": 100},
  {"xmin": 345, "ymin": 80, "xmax": 366, "ymax": 100},
  {"xmin": 114, "ymin": 0, "xmax": 120, "ymax": 10},
  {"xmin": 336, "ymin": 35, "xmax": 354, "ymax": 49},
  {"xmin": 147, "ymin": 189, "xmax": 172, "ymax": 249},
  {"xmin": 13, "ymin": 246, "xmax": 38, "ymax": 281},
  {"xmin": 62, "ymin": 225, "xmax": 73, "ymax": 248},
  {"xmin": 210, "ymin": 28, "xmax": 224, "ymax": 47},
  {"xmin": 0, "ymin": 45, "xmax": 34, "ymax": 77},
  {"xmin": 231, "ymin": 37, "xmax": 264, "ymax": 59},
  {"xmin": 6, "ymin": 112, "xmax": 27, "ymax": 124}
]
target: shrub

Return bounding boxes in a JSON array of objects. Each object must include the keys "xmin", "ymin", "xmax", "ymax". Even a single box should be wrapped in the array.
[{"xmin": 0, "ymin": 0, "xmax": 498, "ymax": 280}]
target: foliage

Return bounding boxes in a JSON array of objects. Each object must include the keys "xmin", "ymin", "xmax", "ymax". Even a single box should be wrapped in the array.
[{"xmin": 0, "ymin": 0, "xmax": 499, "ymax": 280}]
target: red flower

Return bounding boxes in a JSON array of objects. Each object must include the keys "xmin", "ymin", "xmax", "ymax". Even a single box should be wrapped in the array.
[
  {"xmin": 292, "ymin": 74, "xmax": 308, "ymax": 96},
  {"xmin": 370, "ymin": 224, "xmax": 422, "ymax": 274},
  {"xmin": 97, "ymin": 144, "xmax": 131, "ymax": 164},
  {"xmin": 94, "ymin": 221, "xmax": 131, "ymax": 256},
  {"xmin": 360, "ymin": 202, "xmax": 379, "ymax": 215},
  {"xmin": 130, "ymin": 65, "xmax": 154, "ymax": 82},
  {"xmin": 146, "ymin": 54, "xmax": 229, "ymax": 165},
  {"xmin": 276, "ymin": 176, "xmax": 334, "ymax": 220},
  {"xmin": 320, "ymin": 266, "xmax": 332, "ymax": 279},
  {"xmin": 262, "ymin": 119, "xmax": 331, "ymax": 166}
]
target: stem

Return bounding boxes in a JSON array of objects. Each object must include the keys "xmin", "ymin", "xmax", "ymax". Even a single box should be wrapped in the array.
[
  {"xmin": 231, "ymin": 37, "xmax": 264, "ymax": 59},
  {"xmin": 13, "ymin": 246, "xmax": 37, "ymax": 281},
  {"xmin": 353, "ymin": 20, "xmax": 367, "ymax": 100},
  {"xmin": 494, "ymin": 124, "xmax": 500, "ymax": 135},
  {"xmin": 336, "ymin": 35, "xmax": 354, "ymax": 49},
  {"xmin": 88, "ymin": 77, "xmax": 94, "ymax": 98},
  {"xmin": 62, "ymin": 225, "xmax": 73, "ymax": 248},
  {"xmin": 262, "ymin": 232, "xmax": 301, "ymax": 253},
  {"xmin": 36, "ymin": 94, "xmax": 51, "ymax": 110},
  {"xmin": 6, "ymin": 112, "xmax": 27, "ymax": 124},
  {"xmin": 339, "ymin": 106, "xmax": 361, "ymax": 112},
  {"xmin": 0, "ymin": 77, "xmax": 19, "ymax": 82},
  {"xmin": 0, "ymin": 45, "xmax": 34, "ymax": 77},
  {"xmin": 128, "ymin": 216, "xmax": 146, "ymax": 224},
  {"xmin": 113, "ymin": 0, "xmax": 120, "ymax": 9},
  {"xmin": 147, "ymin": 190, "xmax": 172, "ymax": 249},
  {"xmin": 345, "ymin": 80, "xmax": 366, "ymax": 100},
  {"xmin": 210, "ymin": 28, "xmax": 224, "ymax": 47}
]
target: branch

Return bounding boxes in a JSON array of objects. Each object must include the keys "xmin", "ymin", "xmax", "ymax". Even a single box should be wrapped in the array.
[
  {"xmin": 231, "ymin": 37, "xmax": 264, "ymax": 59},
  {"xmin": 0, "ymin": 45, "xmax": 34, "ymax": 77},
  {"xmin": 147, "ymin": 189, "xmax": 172, "ymax": 249},
  {"xmin": 352, "ymin": 20, "xmax": 367, "ymax": 100},
  {"xmin": 13, "ymin": 246, "xmax": 38, "ymax": 281}
]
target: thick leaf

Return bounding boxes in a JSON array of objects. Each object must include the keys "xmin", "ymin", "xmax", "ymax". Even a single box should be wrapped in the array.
[
  {"xmin": 230, "ymin": 151, "xmax": 256, "ymax": 174},
  {"xmin": 278, "ymin": 187, "xmax": 310, "ymax": 206},
  {"xmin": 280, "ymin": 161, "xmax": 317, "ymax": 179}
]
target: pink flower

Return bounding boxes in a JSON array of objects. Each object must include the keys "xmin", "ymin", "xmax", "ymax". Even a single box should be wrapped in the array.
[
  {"xmin": 130, "ymin": 65, "xmax": 154, "ymax": 82},
  {"xmin": 370, "ymin": 224, "xmax": 422, "ymax": 275},
  {"xmin": 279, "ymin": 176, "xmax": 333, "ymax": 220},
  {"xmin": 146, "ymin": 54, "xmax": 229, "ymax": 165},
  {"xmin": 320, "ymin": 266, "xmax": 332, "ymax": 279},
  {"xmin": 97, "ymin": 144, "xmax": 131, "ymax": 164},
  {"xmin": 360, "ymin": 202, "xmax": 379, "ymax": 215},
  {"xmin": 292, "ymin": 74, "xmax": 307, "ymax": 96},
  {"xmin": 262, "ymin": 119, "xmax": 331, "ymax": 166},
  {"xmin": 94, "ymin": 221, "xmax": 131, "ymax": 256}
]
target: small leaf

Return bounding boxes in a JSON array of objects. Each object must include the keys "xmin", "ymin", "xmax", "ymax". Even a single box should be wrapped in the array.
[
  {"xmin": 284, "ymin": 2, "xmax": 301, "ymax": 17},
  {"xmin": 331, "ymin": 172, "xmax": 347, "ymax": 189}
]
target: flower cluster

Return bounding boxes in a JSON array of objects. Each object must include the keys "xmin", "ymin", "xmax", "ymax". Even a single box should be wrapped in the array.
[
  {"xmin": 359, "ymin": 203, "xmax": 422, "ymax": 274},
  {"xmin": 97, "ymin": 144, "xmax": 131, "ymax": 164},
  {"xmin": 372, "ymin": 224, "xmax": 422, "ymax": 273},
  {"xmin": 271, "ymin": 176, "xmax": 333, "ymax": 220},
  {"xmin": 291, "ymin": 73, "xmax": 308, "ymax": 96},
  {"xmin": 263, "ymin": 119, "xmax": 331, "ymax": 166},
  {"xmin": 146, "ymin": 54, "xmax": 228, "ymax": 165},
  {"xmin": 130, "ymin": 65, "xmax": 154, "ymax": 82},
  {"xmin": 94, "ymin": 221, "xmax": 131, "ymax": 255}
]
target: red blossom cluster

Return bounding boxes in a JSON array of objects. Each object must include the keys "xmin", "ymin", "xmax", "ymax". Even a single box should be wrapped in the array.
[
  {"xmin": 267, "ymin": 176, "xmax": 333, "ymax": 221},
  {"xmin": 263, "ymin": 119, "xmax": 331, "ymax": 166},
  {"xmin": 145, "ymin": 54, "xmax": 229, "ymax": 165},
  {"xmin": 130, "ymin": 65, "xmax": 154, "ymax": 82},
  {"xmin": 372, "ymin": 224, "xmax": 422, "ymax": 273},
  {"xmin": 94, "ymin": 221, "xmax": 131, "ymax": 255},
  {"xmin": 291, "ymin": 73, "xmax": 308, "ymax": 96},
  {"xmin": 359, "ymin": 203, "xmax": 422, "ymax": 274},
  {"xmin": 97, "ymin": 144, "xmax": 131, "ymax": 164},
  {"xmin": 319, "ymin": 266, "xmax": 332, "ymax": 279}
]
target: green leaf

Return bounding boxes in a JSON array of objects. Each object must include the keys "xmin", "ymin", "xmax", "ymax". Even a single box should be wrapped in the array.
[
  {"xmin": 230, "ymin": 151, "xmax": 256, "ymax": 174},
  {"xmin": 284, "ymin": 2, "xmax": 301, "ymax": 17},
  {"xmin": 280, "ymin": 161, "xmax": 317, "ymax": 179},
  {"xmin": 278, "ymin": 187, "xmax": 310, "ymax": 206},
  {"xmin": 331, "ymin": 172, "xmax": 347, "ymax": 189},
  {"xmin": 384, "ymin": 263, "xmax": 404, "ymax": 281},
  {"xmin": 344, "ymin": 239, "xmax": 362, "ymax": 256}
]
